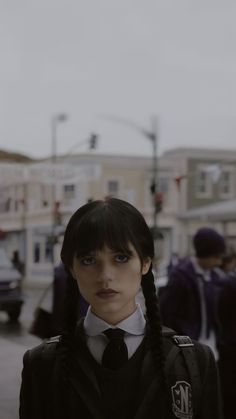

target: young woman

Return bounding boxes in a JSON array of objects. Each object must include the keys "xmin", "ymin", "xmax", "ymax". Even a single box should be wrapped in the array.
[{"xmin": 20, "ymin": 198, "xmax": 223, "ymax": 419}]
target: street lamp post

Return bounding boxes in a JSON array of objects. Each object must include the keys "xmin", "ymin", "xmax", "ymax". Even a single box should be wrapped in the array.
[
  {"xmin": 145, "ymin": 115, "xmax": 159, "ymax": 238},
  {"xmin": 51, "ymin": 113, "xmax": 68, "ymax": 163},
  {"xmin": 101, "ymin": 114, "xmax": 159, "ymax": 238}
]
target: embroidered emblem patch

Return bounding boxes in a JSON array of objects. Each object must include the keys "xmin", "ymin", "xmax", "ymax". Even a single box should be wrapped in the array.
[{"xmin": 171, "ymin": 380, "xmax": 193, "ymax": 419}]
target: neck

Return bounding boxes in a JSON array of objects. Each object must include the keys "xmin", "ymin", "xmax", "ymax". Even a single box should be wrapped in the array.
[
  {"xmin": 197, "ymin": 258, "xmax": 210, "ymax": 270},
  {"xmin": 92, "ymin": 304, "xmax": 137, "ymax": 325}
]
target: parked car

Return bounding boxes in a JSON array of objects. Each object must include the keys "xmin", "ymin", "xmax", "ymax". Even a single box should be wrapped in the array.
[{"xmin": 0, "ymin": 247, "xmax": 24, "ymax": 321}]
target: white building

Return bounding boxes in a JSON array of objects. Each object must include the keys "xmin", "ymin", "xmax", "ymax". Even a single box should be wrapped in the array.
[
  {"xmin": 0, "ymin": 153, "xmax": 180, "ymax": 284},
  {"xmin": 2, "ymin": 147, "xmax": 236, "ymax": 284}
]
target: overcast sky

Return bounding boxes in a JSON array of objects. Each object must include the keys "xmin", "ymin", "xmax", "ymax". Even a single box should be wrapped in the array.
[{"xmin": 0, "ymin": 0, "xmax": 236, "ymax": 159}]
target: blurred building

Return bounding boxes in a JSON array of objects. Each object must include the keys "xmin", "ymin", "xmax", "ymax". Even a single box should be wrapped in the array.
[
  {"xmin": 164, "ymin": 148, "xmax": 236, "ymax": 254},
  {"xmin": 0, "ymin": 147, "xmax": 236, "ymax": 284}
]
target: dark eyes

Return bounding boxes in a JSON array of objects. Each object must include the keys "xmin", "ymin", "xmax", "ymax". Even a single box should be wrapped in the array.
[
  {"xmin": 80, "ymin": 256, "xmax": 96, "ymax": 266},
  {"xmin": 115, "ymin": 254, "xmax": 129, "ymax": 263},
  {"xmin": 80, "ymin": 254, "xmax": 129, "ymax": 266}
]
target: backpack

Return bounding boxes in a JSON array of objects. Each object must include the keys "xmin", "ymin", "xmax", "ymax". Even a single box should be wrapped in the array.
[
  {"xmin": 163, "ymin": 330, "xmax": 203, "ymax": 417},
  {"xmin": 36, "ymin": 329, "xmax": 204, "ymax": 418}
]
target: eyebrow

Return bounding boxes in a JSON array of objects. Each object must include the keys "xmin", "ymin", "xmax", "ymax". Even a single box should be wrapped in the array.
[
  {"xmin": 110, "ymin": 249, "xmax": 134, "ymax": 256},
  {"xmin": 76, "ymin": 246, "xmax": 135, "ymax": 258}
]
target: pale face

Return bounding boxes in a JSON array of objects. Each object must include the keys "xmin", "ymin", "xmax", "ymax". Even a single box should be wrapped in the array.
[
  {"xmin": 71, "ymin": 244, "xmax": 151, "ymax": 325},
  {"xmin": 198, "ymin": 255, "xmax": 223, "ymax": 270}
]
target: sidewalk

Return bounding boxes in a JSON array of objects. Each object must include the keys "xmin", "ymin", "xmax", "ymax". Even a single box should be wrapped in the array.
[
  {"xmin": 0, "ymin": 337, "xmax": 28, "ymax": 419},
  {"xmin": 0, "ymin": 286, "xmax": 43, "ymax": 419}
]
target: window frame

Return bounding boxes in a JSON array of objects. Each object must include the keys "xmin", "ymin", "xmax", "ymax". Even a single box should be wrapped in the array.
[{"xmin": 195, "ymin": 165, "xmax": 213, "ymax": 199}]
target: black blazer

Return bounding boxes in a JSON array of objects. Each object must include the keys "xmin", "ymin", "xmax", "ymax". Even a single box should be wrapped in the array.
[{"xmin": 19, "ymin": 323, "xmax": 223, "ymax": 419}]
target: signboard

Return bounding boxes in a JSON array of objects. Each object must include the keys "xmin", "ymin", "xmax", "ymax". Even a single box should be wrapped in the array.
[{"xmin": 0, "ymin": 163, "xmax": 101, "ymax": 185}]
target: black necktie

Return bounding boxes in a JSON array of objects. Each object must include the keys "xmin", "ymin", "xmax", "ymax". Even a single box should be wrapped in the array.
[{"xmin": 102, "ymin": 328, "xmax": 128, "ymax": 370}]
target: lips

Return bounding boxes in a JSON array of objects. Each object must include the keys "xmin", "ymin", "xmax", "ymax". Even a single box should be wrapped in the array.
[{"xmin": 96, "ymin": 289, "xmax": 118, "ymax": 298}]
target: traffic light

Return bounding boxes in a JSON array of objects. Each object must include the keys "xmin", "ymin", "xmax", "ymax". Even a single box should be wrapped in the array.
[
  {"xmin": 89, "ymin": 133, "xmax": 98, "ymax": 149},
  {"xmin": 154, "ymin": 192, "xmax": 163, "ymax": 213}
]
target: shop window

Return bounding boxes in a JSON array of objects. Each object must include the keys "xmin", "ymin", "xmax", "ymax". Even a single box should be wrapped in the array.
[
  {"xmin": 63, "ymin": 184, "xmax": 75, "ymax": 200},
  {"xmin": 107, "ymin": 180, "xmax": 119, "ymax": 197},
  {"xmin": 195, "ymin": 168, "xmax": 212, "ymax": 198}
]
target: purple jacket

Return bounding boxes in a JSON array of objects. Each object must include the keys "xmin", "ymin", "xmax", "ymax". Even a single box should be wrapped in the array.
[{"xmin": 159, "ymin": 258, "xmax": 223, "ymax": 341}]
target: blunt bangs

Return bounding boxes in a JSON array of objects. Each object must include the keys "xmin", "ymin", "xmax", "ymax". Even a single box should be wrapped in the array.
[
  {"xmin": 73, "ymin": 208, "xmax": 133, "ymax": 257},
  {"xmin": 61, "ymin": 198, "xmax": 154, "ymax": 268}
]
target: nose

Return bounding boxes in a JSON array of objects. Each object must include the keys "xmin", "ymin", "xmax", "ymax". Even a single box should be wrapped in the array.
[{"xmin": 97, "ymin": 262, "xmax": 114, "ymax": 283}]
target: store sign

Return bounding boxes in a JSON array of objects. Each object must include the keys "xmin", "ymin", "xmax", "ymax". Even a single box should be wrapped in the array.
[{"xmin": 0, "ymin": 163, "xmax": 101, "ymax": 185}]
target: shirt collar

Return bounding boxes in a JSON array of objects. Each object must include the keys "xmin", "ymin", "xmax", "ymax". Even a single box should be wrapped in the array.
[
  {"xmin": 84, "ymin": 304, "xmax": 146, "ymax": 337},
  {"xmin": 191, "ymin": 256, "xmax": 211, "ymax": 282}
]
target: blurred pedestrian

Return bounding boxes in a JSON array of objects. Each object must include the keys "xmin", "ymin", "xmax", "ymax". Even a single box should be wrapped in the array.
[
  {"xmin": 11, "ymin": 250, "xmax": 24, "ymax": 275},
  {"xmin": 20, "ymin": 200, "xmax": 223, "ymax": 419},
  {"xmin": 167, "ymin": 252, "xmax": 180, "ymax": 276},
  {"xmin": 214, "ymin": 247, "xmax": 236, "ymax": 280},
  {"xmin": 159, "ymin": 227, "xmax": 226, "ymax": 359},
  {"xmin": 217, "ymin": 250, "xmax": 236, "ymax": 419}
]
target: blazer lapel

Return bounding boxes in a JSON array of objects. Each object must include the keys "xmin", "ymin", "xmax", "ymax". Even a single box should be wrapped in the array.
[
  {"xmin": 55, "ymin": 320, "xmax": 103, "ymax": 419},
  {"xmin": 69, "ymin": 354, "xmax": 102, "ymax": 418}
]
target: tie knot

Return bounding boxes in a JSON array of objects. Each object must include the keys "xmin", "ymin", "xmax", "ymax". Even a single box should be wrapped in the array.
[{"xmin": 104, "ymin": 328, "xmax": 125, "ymax": 340}]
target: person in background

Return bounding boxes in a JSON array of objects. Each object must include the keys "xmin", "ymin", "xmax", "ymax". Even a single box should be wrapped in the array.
[
  {"xmin": 167, "ymin": 252, "xmax": 180, "ymax": 276},
  {"xmin": 20, "ymin": 200, "xmax": 223, "ymax": 419},
  {"xmin": 159, "ymin": 227, "xmax": 226, "ymax": 360},
  {"xmin": 217, "ymin": 248, "xmax": 236, "ymax": 419},
  {"xmin": 11, "ymin": 250, "xmax": 24, "ymax": 275},
  {"xmin": 214, "ymin": 247, "xmax": 236, "ymax": 280}
]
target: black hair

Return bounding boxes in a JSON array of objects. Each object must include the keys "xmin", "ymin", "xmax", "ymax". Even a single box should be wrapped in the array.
[
  {"xmin": 61, "ymin": 198, "xmax": 154, "ymax": 265},
  {"xmin": 59, "ymin": 198, "xmax": 166, "ymax": 412},
  {"xmin": 193, "ymin": 227, "xmax": 226, "ymax": 258}
]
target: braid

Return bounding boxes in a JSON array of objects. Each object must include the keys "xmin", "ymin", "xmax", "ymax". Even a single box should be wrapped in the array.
[
  {"xmin": 141, "ymin": 266, "xmax": 167, "ymax": 390},
  {"xmin": 57, "ymin": 272, "xmax": 79, "ymax": 418},
  {"xmin": 62, "ymin": 271, "xmax": 79, "ymax": 335}
]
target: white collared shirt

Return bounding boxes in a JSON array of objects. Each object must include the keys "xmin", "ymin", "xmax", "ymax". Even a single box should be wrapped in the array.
[
  {"xmin": 191, "ymin": 257, "xmax": 218, "ymax": 360},
  {"xmin": 83, "ymin": 304, "xmax": 146, "ymax": 363}
]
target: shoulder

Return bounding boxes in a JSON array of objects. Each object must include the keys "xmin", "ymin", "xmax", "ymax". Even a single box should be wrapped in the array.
[
  {"xmin": 162, "ymin": 330, "xmax": 215, "ymax": 367},
  {"xmin": 190, "ymin": 339, "xmax": 214, "ymax": 358},
  {"xmin": 23, "ymin": 335, "xmax": 61, "ymax": 369},
  {"xmin": 169, "ymin": 258, "xmax": 194, "ymax": 280},
  {"xmin": 181, "ymin": 338, "xmax": 217, "ymax": 381}
]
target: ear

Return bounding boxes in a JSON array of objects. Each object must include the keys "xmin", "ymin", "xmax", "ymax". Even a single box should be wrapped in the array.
[{"xmin": 141, "ymin": 257, "xmax": 152, "ymax": 275}]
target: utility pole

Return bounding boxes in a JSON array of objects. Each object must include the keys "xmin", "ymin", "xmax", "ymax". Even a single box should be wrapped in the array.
[
  {"xmin": 149, "ymin": 115, "xmax": 159, "ymax": 238},
  {"xmin": 50, "ymin": 113, "xmax": 68, "ymax": 266},
  {"xmin": 50, "ymin": 127, "xmax": 99, "ymax": 266},
  {"xmin": 101, "ymin": 114, "xmax": 160, "ymax": 239}
]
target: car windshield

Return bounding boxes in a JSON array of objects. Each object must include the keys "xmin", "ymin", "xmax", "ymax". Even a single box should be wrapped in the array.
[{"xmin": 0, "ymin": 248, "xmax": 12, "ymax": 268}]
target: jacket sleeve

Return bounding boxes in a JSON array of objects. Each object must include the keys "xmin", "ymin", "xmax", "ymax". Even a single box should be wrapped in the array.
[
  {"xmin": 19, "ymin": 350, "xmax": 32, "ymax": 419},
  {"xmin": 197, "ymin": 343, "xmax": 223, "ymax": 419},
  {"xmin": 19, "ymin": 344, "xmax": 51, "ymax": 419},
  {"xmin": 159, "ymin": 271, "xmax": 189, "ymax": 334}
]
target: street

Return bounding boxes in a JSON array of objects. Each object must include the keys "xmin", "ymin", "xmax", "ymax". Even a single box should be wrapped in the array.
[{"xmin": 0, "ymin": 286, "xmax": 45, "ymax": 419}]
